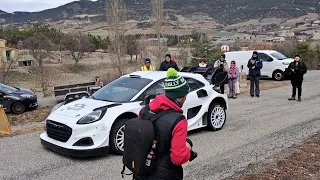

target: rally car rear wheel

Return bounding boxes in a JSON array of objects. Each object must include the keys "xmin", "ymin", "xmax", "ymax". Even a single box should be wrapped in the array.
[
  {"xmin": 207, "ymin": 103, "xmax": 226, "ymax": 131},
  {"xmin": 110, "ymin": 118, "xmax": 127, "ymax": 155}
]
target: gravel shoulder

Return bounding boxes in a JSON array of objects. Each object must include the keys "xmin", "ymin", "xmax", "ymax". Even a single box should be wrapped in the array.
[{"xmin": 0, "ymin": 71, "xmax": 320, "ymax": 180}]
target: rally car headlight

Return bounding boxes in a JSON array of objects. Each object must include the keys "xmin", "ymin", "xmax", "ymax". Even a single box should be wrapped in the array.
[{"xmin": 77, "ymin": 110, "xmax": 103, "ymax": 124}]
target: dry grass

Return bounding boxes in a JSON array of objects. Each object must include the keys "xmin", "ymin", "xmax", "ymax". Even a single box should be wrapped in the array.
[
  {"xmin": 0, "ymin": 107, "xmax": 49, "ymax": 138},
  {"xmin": 7, "ymin": 107, "xmax": 50, "ymax": 126},
  {"xmin": 233, "ymin": 80, "xmax": 290, "ymax": 94},
  {"xmin": 229, "ymin": 134, "xmax": 320, "ymax": 180}
]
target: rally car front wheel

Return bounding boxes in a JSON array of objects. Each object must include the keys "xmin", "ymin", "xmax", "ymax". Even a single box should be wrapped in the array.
[
  {"xmin": 207, "ymin": 103, "xmax": 226, "ymax": 131},
  {"xmin": 110, "ymin": 118, "xmax": 128, "ymax": 155}
]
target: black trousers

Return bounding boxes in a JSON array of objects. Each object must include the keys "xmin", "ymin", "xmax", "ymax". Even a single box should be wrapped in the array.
[
  {"xmin": 249, "ymin": 76, "xmax": 260, "ymax": 96},
  {"xmin": 220, "ymin": 84, "xmax": 225, "ymax": 94},
  {"xmin": 292, "ymin": 80, "xmax": 303, "ymax": 97}
]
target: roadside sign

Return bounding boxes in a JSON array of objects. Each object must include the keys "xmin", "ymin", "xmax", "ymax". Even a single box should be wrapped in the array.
[{"xmin": 0, "ymin": 105, "xmax": 12, "ymax": 135}]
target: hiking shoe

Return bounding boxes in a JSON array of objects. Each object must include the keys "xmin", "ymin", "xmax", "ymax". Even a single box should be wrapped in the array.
[{"xmin": 288, "ymin": 97, "xmax": 295, "ymax": 101}]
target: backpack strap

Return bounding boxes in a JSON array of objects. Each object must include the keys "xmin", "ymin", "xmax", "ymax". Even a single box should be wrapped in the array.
[{"xmin": 140, "ymin": 104, "xmax": 181, "ymax": 122}]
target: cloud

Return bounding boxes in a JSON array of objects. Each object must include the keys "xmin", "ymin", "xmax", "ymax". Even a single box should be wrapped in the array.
[{"xmin": 0, "ymin": 0, "xmax": 97, "ymax": 13}]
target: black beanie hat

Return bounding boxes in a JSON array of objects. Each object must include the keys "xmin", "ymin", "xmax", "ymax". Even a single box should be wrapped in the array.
[
  {"xmin": 253, "ymin": 51, "xmax": 258, "ymax": 55},
  {"xmin": 165, "ymin": 54, "xmax": 171, "ymax": 59}
]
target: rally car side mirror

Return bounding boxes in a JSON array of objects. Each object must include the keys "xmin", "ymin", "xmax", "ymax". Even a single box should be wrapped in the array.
[{"xmin": 140, "ymin": 95, "xmax": 156, "ymax": 105}]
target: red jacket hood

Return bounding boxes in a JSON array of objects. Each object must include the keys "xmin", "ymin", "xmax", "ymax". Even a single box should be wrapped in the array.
[{"xmin": 149, "ymin": 95, "xmax": 183, "ymax": 113}]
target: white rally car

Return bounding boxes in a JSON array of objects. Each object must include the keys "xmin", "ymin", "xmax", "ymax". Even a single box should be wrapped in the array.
[{"xmin": 40, "ymin": 68, "xmax": 228, "ymax": 157}]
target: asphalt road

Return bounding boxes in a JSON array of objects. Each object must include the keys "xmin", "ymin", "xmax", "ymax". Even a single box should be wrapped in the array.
[{"xmin": 1, "ymin": 71, "xmax": 320, "ymax": 180}]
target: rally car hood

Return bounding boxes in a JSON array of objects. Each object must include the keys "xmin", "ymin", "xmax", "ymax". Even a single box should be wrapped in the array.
[{"xmin": 53, "ymin": 98, "xmax": 116, "ymax": 118}]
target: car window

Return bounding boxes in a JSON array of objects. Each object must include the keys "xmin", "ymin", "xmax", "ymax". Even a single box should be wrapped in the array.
[
  {"xmin": 270, "ymin": 52, "xmax": 287, "ymax": 60},
  {"xmin": 91, "ymin": 77, "xmax": 152, "ymax": 102},
  {"xmin": 0, "ymin": 83, "xmax": 18, "ymax": 94},
  {"xmin": 184, "ymin": 78, "xmax": 201, "ymax": 92},
  {"xmin": 145, "ymin": 79, "xmax": 165, "ymax": 97},
  {"xmin": 258, "ymin": 53, "xmax": 271, "ymax": 62}
]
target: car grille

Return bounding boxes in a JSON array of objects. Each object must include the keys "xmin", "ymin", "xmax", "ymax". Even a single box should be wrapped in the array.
[{"xmin": 46, "ymin": 120, "xmax": 72, "ymax": 142}]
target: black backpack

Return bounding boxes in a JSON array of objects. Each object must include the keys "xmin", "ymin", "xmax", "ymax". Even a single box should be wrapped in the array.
[{"xmin": 121, "ymin": 106, "xmax": 176, "ymax": 178}]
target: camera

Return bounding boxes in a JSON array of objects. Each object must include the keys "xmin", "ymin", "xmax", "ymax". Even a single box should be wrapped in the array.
[
  {"xmin": 186, "ymin": 138, "xmax": 193, "ymax": 147},
  {"xmin": 189, "ymin": 150, "xmax": 198, "ymax": 162},
  {"xmin": 186, "ymin": 138, "xmax": 198, "ymax": 162}
]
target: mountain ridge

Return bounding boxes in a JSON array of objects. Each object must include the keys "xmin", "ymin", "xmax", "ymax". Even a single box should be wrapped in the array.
[{"xmin": 0, "ymin": 0, "xmax": 319, "ymax": 25}]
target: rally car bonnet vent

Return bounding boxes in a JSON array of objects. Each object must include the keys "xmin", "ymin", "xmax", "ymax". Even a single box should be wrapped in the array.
[
  {"xmin": 46, "ymin": 120, "xmax": 72, "ymax": 142},
  {"xmin": 73, "ymin": 137, "xmax": 94, "ymax": 146},
  {"xmin": 93, "ymin": 103, "xmax": 122, "ymax": 111},
  {"xmin": 129, "ymin": 74, "xmax": 141, "ymax": 78}
]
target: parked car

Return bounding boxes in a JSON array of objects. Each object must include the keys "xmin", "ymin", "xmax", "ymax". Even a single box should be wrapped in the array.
[
  {"xmin": 0, "ymin": 83, "xmax": 38, "ymax": 114},
  {"xmin": 40, "ymin": 68, "xmax": 229, "ymax": 157},
  {"xmin": 224, "ymin": 50, "xmax": 294, "ymax": 81}
]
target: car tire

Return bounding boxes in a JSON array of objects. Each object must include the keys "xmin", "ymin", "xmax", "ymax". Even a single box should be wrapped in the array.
[
  {"xmin": 11, "ymin": 102, "xmax": 26, "ymax": 114},
  {"xmin": 109, "ymin": 118, "xmax": 128, "ymax": 155},
  {"xmin": 207, "ymin": 103, "xmax": 226, "ymax": 131},
  {"xmin": 272, "ymin": 70, "xmax": 284, "ymax": 81}
]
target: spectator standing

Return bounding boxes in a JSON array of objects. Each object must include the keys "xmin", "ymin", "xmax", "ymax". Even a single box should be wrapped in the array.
[
  {"xmin": 214, "ymin": 54, "xmax": 229, "ymax": 94},
  {"xmin": 247, "ymin": 51, "xmax": 263, "ymax": 97},
  {"xmin": 288, "ymin": 55, "xmax": 307, "ymax": 102},
  {"xmin": 228, "ymin": 61, "xmax": 240, "ymax": 99},
  {"xmin": 159, "ymin": 54, "xmax": 179, "ymax": 71}
]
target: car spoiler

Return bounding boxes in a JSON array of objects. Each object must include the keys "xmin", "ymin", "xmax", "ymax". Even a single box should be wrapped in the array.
[{"xmin": 180, "ymin": 67, "xmax": 228, "ymax": 86}]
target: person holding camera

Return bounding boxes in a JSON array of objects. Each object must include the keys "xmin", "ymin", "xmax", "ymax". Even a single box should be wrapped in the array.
[
  {"xmin": 134, "ymin": 68, "xmax": 197, "ymax": 180},
  {"xmin": 247, "ymin": 51, "xmax": 263, "ymax": 97},
  {"xmin": 288, "ymin": 55, "xmax": 307, "ymax": 102},
  {"xmin": 214, "ymin": 54, "xmax": 229, "ymax": 94}
]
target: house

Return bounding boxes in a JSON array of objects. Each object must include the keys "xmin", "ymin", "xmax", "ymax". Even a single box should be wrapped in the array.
[
  {"xmin": 233, "ymin": 34, "xmax": 252, "ymax": 41},
  {"xmin": 278, "ymin": 30, "xmax": 295, "ymax": 37},
  {"xmin": 0, "ymin": 39, "xmax": 19, "ymax": 66},
  {"xmin": 262, "ymin": 37, "xmax": 285, "ymax": 43},
  {"xmin": 221, "ymin": 45, "xmax": 230, "ymax": 52},
  {"xmin": 17, "ymin": 50, "xmax": 36, "ymax": 66},
  {"xmin": 297, "ymin": 35, "xmax": 307, "ymax": 42},
  {"xmin": 0, "ymin": 39, "xmax": 35, "ymax": 67},
  {"xmin": 213, "ymin": 36, "xmax": 235, "ymax": 44},
  {"xmin": 240, "ymin": 47, "xmax": 249, "ymax": 51}
]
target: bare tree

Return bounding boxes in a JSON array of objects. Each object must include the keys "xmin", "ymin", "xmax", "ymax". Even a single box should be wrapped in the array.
[
  {"xmin": 125, "ymin": 35, "xmax": 139, "ymax": 61},
  {"xmin": 177, "ymin": 44, "xmax": 190, "ymax": 67},
  {"xmin": 0, "ymin": 57, "xmax": 16, "ymax": 84},
  {"xmin": 106, "ymin": 0, "xmax": 127, "ymax": 76},
  {"xmin": 23, "ymin": 34, "xmax": 53, "ymax": 97},
  {"xmin": 23, "ymin": 34, "xmax": 52, "ymax": 66},
  {"xmin": 63, "ymin": 32, "xmax": 92, "ymax": 65},
  {"xmin": 152, "ymin": 0, "xmax": 165, "ymax": 62}
]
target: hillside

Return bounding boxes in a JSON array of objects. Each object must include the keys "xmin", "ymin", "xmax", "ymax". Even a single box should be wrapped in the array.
[{"xmin": 0, "ymin": 0, "xmax": 320, "ymax": 25}]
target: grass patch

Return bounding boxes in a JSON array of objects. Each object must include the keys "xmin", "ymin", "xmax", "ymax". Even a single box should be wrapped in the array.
[
  {"xmin": 7, "ymin": 107, "xmax": 51, "ymax": 126},
  {"xmin": 234, "ymin": 80, "xmax": 290, "ymax": 94}
]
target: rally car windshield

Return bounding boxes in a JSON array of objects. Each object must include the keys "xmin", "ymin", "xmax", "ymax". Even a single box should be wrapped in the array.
[{"xmin": 91, "ymin": 77, "xmax": 152, "ymax": 102}]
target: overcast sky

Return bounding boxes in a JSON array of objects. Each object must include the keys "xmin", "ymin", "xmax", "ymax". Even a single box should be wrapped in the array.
[{"xmin": 0, "ymin": 0, "xmax": 97, "ymax": 13}]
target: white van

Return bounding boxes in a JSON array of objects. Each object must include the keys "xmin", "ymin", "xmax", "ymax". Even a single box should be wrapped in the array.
[{"xmin": 223, "ymin": 50, "xmax": 294, "ymax": 81}]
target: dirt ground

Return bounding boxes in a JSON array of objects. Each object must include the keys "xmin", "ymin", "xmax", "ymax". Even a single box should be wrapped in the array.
[
  {"xmin": 7, "ymin": 107, "xmax": 50, "ymax": 126},
  {"xmin": 229, "ymin": 133, "xmax": 320, "ymax": 180}
]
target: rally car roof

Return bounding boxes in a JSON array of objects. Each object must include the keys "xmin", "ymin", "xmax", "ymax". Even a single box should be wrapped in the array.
[{"xmin": 123, "ymin": 70, "xmax": 209, "ymax": 84}]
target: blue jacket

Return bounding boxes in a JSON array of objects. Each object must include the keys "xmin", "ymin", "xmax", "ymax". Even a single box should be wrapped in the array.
[{"xmin": 247, "ymin": 59, "xmax": 263, "ymax": 76}]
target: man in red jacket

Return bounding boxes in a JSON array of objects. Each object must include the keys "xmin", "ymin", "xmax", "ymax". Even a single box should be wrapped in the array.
[{"xmin": 136, "ymin": 68, "xmax": 196, "ymax": 180}]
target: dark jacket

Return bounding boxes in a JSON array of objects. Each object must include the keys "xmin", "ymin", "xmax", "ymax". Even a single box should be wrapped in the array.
[
  {"xmin": 159, "ymin": 60, "xmax": 179, "ymax": 71},
  {"xmin": 288, "ymin": 61, "xmax": 307, "ymax": 84},
  {"xmin": 247, "ymin": 58, "xmax": 263, "ymax": 76},
  {"xmin": 136, "ymin": 95, "xmax": 190, "ymax": 180}
]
